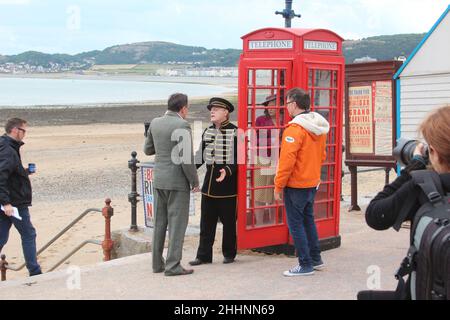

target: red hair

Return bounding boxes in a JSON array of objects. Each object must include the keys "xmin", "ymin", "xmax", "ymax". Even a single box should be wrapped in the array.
[{"xmin": 420, "ymin": 105, "xmax": 450, "ymax": 169}]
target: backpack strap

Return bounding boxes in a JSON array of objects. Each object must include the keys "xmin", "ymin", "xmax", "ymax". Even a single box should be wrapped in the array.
[
  {"xmin": 410, "ymin": 170, "xmax": 445, "ymax": 205},
  {"xmin": 393, "ymin": 170, "xmax": 444, "ymax": 232},
  {"xmin": 394, "ymin": 257, "xmax": 413, "ymax": 300}
]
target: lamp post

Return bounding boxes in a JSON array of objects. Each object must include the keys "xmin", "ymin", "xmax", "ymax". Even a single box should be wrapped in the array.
[{"xmin": 275, "ymin": 0, "xmax": 301, "ymax": 28}]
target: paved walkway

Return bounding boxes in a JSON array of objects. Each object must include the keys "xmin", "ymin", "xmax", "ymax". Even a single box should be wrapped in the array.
[{"xmin": 0, "ymin": 203, "xmax": 409, "ymax": 300}]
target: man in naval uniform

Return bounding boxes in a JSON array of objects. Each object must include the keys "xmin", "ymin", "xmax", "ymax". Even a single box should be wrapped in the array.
[{"xmin": 189, "ymin": 97, "xmax": 238, "ymax": 266}]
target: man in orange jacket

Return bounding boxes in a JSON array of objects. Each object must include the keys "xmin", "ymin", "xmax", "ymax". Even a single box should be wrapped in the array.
[{"xmin": 274, "ymin": 88, "xmax": 329, "ymax": 276}]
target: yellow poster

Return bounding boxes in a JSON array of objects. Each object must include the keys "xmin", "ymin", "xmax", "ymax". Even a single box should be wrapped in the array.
[{"xmin": 349, "ymin": 86, "xmax": 373, "ymax": 154}]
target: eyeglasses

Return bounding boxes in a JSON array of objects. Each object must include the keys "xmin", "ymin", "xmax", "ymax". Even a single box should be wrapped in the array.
[
  {"xmin": 286, "ymin": 100, "xmax": 295, "ymax": 106},
  {"xmin": 16, "ymin": 127, "xmax": 26, "ymax": 133}
]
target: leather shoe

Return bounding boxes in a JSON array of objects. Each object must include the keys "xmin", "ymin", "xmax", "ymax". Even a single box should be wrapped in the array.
[
  {"xmin": 164, "ymin": 268, "xmax": 194, "ymax": 276},
  {"xmin": 189, "ymin": 259, "xmax": 211, "ymax": 266},
  {"xmin": 223, "ymin": 257, "xmax": 235, "ymax": 264},
  {"xmin": 153, "ymin": 267, "xmax": 165, "ymax": 274}
]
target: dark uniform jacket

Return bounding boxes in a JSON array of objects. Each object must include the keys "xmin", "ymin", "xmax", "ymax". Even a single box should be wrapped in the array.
[
  {"xmin": 196, "ymin": 120, "xmax": 238, "ymax": 198},
  {"xmin": 0, "ymin": 135, "xmax": 32, "ymax": 208}
]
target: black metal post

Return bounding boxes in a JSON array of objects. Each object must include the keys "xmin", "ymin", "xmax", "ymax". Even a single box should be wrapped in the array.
[
  {"xmin": 349, "ymin": 166, "xmax": 361, "ymax": 212},
  {"xmin": 385, "ymin": 167, "xmax": 391, "ymax": 185},
  {"xmin": 128, "ymin": 151, "xmax": 140, "ymax": 232},
  {"xmin": 275, "ymin": 0, "xmax": 301, "ymax": 28}
]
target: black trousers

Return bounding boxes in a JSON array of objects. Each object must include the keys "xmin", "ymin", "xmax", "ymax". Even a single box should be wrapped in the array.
[{"xmin": 196, "ymin": 195, "xmax": 237, "ymax": 262}]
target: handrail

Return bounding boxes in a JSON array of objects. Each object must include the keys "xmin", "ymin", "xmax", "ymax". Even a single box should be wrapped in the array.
[
  {"xmin": 47, "ymin": 239, "xmax": 102, "ymax": 272},
  {"xmin": 5, "ymin": 208, "xmax": 101, "ymax": 272},
  {"xmin": 1, "ymin": 199, "xmax": 114, "ymax": 281}
]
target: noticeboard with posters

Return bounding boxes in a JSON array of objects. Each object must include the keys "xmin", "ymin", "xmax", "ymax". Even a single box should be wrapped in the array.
[
  {"xmin": 140, "ymin": 162, "xmax": 195, "ymax": 228},
  {"xmin": 345, "ymin": 61, "xmax": 403, "ymax": 168}
]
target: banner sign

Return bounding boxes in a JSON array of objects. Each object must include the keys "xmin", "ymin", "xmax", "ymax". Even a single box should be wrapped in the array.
[
  {"xmin": 141, "ymin": 163, "xmax": 195, "ymax": 228},
  {"xmin": 141, "ymin": 164, "xmax": 155, "ymax": 228}
]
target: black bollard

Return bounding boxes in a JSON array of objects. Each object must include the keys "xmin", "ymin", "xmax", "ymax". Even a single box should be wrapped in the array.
[{"xmin": 128, "ymin": 152, "xmax": 140, "ymax": 232}]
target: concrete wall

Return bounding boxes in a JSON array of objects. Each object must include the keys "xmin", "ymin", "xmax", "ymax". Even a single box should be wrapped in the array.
[{"xmin": 111, "ymin": 227, "xmax": 152, "ymax": 259}]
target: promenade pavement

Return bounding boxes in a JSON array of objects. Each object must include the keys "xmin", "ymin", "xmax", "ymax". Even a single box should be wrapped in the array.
[{"xmin": 0, "ymin": 201, "xmax": 409, "ymax": 300}]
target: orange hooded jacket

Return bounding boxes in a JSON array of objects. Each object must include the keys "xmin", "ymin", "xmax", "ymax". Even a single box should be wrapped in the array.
[{"xmin": 274, "ymin": 111, "xmax": 329, "ymax": 192}]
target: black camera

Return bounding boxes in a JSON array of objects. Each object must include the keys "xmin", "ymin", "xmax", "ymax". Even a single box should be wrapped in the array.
[
  {"xmin": 393, "ymin": 137, "xmax": 429, "ymax": 167},
  {"xmin": 144, "ymin": 122, "xmax": 150, "ymax": 137}
]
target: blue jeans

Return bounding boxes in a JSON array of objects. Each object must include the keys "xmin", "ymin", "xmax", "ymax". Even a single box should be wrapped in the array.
[
  {"xmin": 284, "ymin": 187, "xmax": 321, "ymax": 267},
  {"xmin": 0, "ymin": 207, "xmax": 42, "ymax": 276}
]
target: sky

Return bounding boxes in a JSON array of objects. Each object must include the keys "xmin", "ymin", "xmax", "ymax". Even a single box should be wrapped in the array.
[{"xmin": 0, "ymin": 0, "xmax": 449, "ymax": 55}]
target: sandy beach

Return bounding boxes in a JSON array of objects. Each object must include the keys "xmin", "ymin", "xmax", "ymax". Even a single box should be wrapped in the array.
[{"xmin": 0, "ymin": 99, "xmax": 395, "ymax": 281}]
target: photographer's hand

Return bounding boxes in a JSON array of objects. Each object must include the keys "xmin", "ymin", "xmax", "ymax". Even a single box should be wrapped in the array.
[
  {"xmin": 403, "ymin": 143, "xmax": 428, "ymax": 174},
  {"xmin": 413, "ymin": 143, "xmax": 425, "ymax": 157}
]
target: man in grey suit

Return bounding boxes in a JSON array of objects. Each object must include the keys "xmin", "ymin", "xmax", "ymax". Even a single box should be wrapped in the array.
[{"xmin": 144, "ymin": 93, "xmax": 200, "ymax": 276}]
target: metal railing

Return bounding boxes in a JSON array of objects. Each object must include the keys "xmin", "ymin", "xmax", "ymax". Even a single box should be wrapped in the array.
[{"xmin": 0, "ymin": 198, "xmax": 114, "ymax": 281}]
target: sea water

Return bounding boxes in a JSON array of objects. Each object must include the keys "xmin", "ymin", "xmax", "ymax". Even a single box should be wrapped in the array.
[{"xmin": 0, "ymin": 77, "xmax": 236, "ymax": 108}]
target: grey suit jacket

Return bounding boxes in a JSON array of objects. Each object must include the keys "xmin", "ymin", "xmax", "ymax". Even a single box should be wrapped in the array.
[{"xmin": 144, "ymin": 111, "xmax": 199, "ymax": 192}]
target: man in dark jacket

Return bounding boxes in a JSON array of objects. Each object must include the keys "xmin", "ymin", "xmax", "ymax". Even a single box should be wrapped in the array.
[{"xmin": 0, "ymin": 118, "xmax": 42, "ymax": 276}]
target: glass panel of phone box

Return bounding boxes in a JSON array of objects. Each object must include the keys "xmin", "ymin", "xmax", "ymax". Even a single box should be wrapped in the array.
[
  {"xmin": 245, "ymin": 68, "xmax": 338, "ymax": 228},
  {"xmin": 246, "ymin": 68, "xmax": 285, "ymax": 229},
  {"xmin": 309, "ymin": 69, "xmax": 338, "ymax": 220}
]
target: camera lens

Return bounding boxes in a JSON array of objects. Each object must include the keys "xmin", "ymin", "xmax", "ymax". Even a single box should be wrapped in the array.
[{"xmin": 393, "ymin": 138, "xmax": 429, "ymax": 166}]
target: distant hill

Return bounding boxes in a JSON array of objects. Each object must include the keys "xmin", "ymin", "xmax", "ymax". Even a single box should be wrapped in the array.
[
  {"xmin": 1, "ymin": 42, "xmax": 242, "ymax": 68},
  {"xmin": 343, "ymin": 33, "xmax": 426, "ymax": 63},
  {"xmin": 0, "ymin": 33, "xmax": 426, "ymax": 68},
  {"xmin": 5, "ymin": 51, "xmax": 81, "ymax": 65},
  {"xmin": 90, "ymin": 41, "xmax": 241, "ymax": 67}
]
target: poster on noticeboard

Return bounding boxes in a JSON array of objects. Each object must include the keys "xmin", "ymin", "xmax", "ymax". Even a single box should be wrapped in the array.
[
  {"xmin": 348, "ymin": 85, "xmax": 374, "ymax": 154},
  {"xmin": 373, "ymin": 81, "xmax": 393, "ymax": 156}
]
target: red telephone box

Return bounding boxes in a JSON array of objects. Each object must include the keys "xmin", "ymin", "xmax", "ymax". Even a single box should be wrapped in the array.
[{"xmin": 237, "ymin": 28, "xmax": 345, "ymax": 252}]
